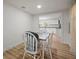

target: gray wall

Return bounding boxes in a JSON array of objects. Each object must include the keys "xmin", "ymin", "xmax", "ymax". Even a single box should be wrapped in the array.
[
  {"xmin": 33, "ymin": 11, "xmax": 71, "ymax": 45},
  {"xmin": 61, "ymin": 11, "xmax": 71, "ymax": 45},
  {"xmin": 3, "ymin": 3, "xmax": 33, "ymax": 51}
]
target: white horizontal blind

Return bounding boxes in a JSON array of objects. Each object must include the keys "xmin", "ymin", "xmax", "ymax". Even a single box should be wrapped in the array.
[{"xmin": 39, "ymin": 18, "xmax": 61, "ymax": 28}]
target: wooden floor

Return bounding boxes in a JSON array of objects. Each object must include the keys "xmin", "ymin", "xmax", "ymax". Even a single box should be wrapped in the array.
[{"xmin": 3, "ymin": 43, "xmax": 76, "ymax": 59}]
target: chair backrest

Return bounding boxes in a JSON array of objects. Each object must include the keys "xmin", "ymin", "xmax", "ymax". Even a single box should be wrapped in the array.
[{"xmin": 24, "ymin": 31, "xmax": 39, "ymax": 54}]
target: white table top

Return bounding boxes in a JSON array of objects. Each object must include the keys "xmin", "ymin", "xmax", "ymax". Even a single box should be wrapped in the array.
[{"xmin": 39, "ymin": 32, "xmax": 49, "ymax": 41}]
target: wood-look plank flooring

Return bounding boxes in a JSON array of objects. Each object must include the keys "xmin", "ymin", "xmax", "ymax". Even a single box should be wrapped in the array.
[{"xmin": 3, "ymin": 43, "xmax": 76, "ymax": 59}]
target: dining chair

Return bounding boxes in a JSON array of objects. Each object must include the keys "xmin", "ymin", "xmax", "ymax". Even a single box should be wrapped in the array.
[
  {"xmin": 47, "ymin": 33, "xmax": 54, "ymax": 59},
  {"xmin": 23, "ymin": 31, "xmax": 41, "ymax": 59}
]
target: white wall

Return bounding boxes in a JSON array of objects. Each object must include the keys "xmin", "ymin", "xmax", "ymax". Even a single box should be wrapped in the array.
[
  {"xmin": 3, "ymin": 3, "xmax": 33, "ymax": 51},
  {"xmin": 32, "ymin": 16, "xmax": 40, "ymax": 32},
  {"xmin": 61, "ymin": 11, "xmax": 71, "ymax": 45},
  {"xmin": 32, "ymin": 13, "xmax": 61, "ymax": 33},
  {"xmin": 33, "ymin": 11, "xmax": 71, "ymax": 45}
]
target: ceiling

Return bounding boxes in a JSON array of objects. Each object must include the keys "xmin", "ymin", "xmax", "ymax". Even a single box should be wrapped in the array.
[{"xmin": 4, "ymin": 0, "xmax": 73, "ymax": 15}]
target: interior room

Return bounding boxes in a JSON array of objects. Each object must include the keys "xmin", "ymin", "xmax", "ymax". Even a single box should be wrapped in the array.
[{"xmin": 3, "ymin": 0, "xmax": 76, "ymax": 59}]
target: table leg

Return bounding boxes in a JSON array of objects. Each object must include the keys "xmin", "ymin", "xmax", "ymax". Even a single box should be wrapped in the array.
[{"xmin": 42, "ymin": 41, "xmax": 44, "ymax": 59}]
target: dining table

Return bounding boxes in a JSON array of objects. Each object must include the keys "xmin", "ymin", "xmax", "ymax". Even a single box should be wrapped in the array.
[{"xmin": 38, "ymin": 32, "xmax": 49, "ymax": 59}]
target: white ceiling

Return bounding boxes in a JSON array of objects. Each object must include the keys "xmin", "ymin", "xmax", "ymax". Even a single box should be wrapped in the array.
[{"xmin": 4, "ymin": 0, "xmax": 73, "ymax": 15}]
